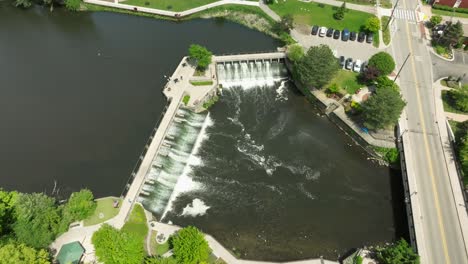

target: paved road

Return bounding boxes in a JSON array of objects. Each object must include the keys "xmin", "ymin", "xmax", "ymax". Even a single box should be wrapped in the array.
[
  {"xmin": 431, "ymin": 50, "xmax": 468, "ymax": 82},
  {"xmin": 389, "ymin": 0, "xmax": 468, "ymax": 263}
]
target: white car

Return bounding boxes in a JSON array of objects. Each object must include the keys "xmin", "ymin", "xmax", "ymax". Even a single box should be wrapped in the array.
[
  {"xmin": 353, "ymin": 59, "xmax": 362, "ymax": 72},
  {"xmin": 319, "ymin": 27, "xmax": 327, "ymax": 37}
]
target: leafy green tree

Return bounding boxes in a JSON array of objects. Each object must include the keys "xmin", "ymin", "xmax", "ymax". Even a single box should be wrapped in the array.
[
  {"xmin": 63, "ymin": 189, "xmax": 96, "ymax": 221},
  {"xmin": 440, "ymin": 21, "xmax": 464, "ymax": 48},
  {"xmin": 294, "ymin": 45, "xmax": 340, "ymax": 89},
  {"xmin": 273, "ymin": 14, "xmax": 294, "ymax": 34},
  {"xmin": 429, "ymin": 15, "xmax": 442, "ymax": 27},
  {"xmin": 376, "ymin": 239, "xmax": 420, "ymax": 264},
  {"xmin": 375, "ymin": 76, "xmax": 399, "ymax": 91},
  {"xmin": 447, "ymin": 88, "xmax": 468, "ymax": 112},
  {"xmin": 13, "ymin": 193, "xmax": 60, "ymax": 248},
  {"xmin": 172, "ymin": 226, "xmax": 210, "ymax": 264},
  {"xmin": 0, "ymin": 189, "xmax": 18, "ymax": 236},
  {"xmin": 188, "ymin": 44, "xmax": 212, "ymax": 70},
  {"xmin": 287, "ymin": 44, "xmax": 304, "ymax": 62},
  {"xmin": 368, "ymin": 52, "xmax": 395, "ymax": 76},
  {"xmin": 364, "ymin": 16, "xmax": 381, "ymax": 32},
  {"xmin": 65, "ymin": 0, "xmax": 81, "ymax": 11},
  {"xmin": 92, "ymin": 224, "xmax": 144, "ymax": 264},
  {"xmin": 0, "ymin": 243, "xmax": 50, "ymax": 264},
  {"xmin": 14, "ymin": 0, "xmax": 32, "ymax": 8},
  {"xmin": 362, "ymin": 86, "xmax": 406, "ymax": 130},
  {"xmin": 334, "ymin": 2, "xmax": 346, "ymax": 20}
]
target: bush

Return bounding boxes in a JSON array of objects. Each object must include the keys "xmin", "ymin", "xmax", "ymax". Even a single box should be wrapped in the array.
[
  {"xmin": 287, "ymin": 44, "xmax": 304, "ymax": 62},
  {"xmin": 355, "ymin": 255, "xmax": 363, "ymax": 264},
  {"xmin": 447, "ymin": 88, "xmax": 468, "ymax": 112},
  {"xmin": 172, "ymin": 226, "xmax": 210, "ymax": 264},
  {"xmin": 65, "ymin": 0, "xmax": 81, "ymax": 11},
  {"xmin": 368, "ymin": 52, "xmax": 395, "ymax": 76},
  {"xmin": 327, "ymin": 83, "xmax": 340, "ymax": 95},
  {"xmin": 364, "ymin": 16, "xmax": 381, "ymax": 32},
  {"xmin": 433, "ymin": 4, "xmax": 468, "ymax": 15},
  {"xmin": 183, "ymin": 95, "xmax": 190, "ymax": 106},
  {"xmin": 14, "ymin": 0, "xmax": 32, "ymax": 8},
  {"xmin": 435, "ymin": 45, "xmax": 449, "ymax": 56},
  {"xmin": 376, "ymin": 239, "xmax": 420, "ymax": 264},
  {"xmin": 429, "ymin": 15, "xmax": 442, "ymax": 27}
]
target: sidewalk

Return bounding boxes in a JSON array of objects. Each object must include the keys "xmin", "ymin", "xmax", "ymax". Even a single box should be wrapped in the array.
[{"xmin": 446, "ymin": 112, "xmax": 468, "ymax": 122}]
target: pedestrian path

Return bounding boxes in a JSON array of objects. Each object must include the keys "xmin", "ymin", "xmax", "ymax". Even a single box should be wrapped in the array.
[{"xmin": 393, "ymin": 8, "xmax": 417, "ymax": 23}]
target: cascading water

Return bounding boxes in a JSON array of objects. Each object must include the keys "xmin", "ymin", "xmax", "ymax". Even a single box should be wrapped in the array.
[
  {"xmin": 216, "ymin": 59, "xmax": 288, "ymax": 88},
  {"xmin": 139, "ymin": 108, "xmax": 211, "ymax": 219}
]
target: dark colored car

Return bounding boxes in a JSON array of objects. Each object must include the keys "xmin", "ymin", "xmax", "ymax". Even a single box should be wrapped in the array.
[
  {"xmin": 326, "ymin": 28, "xmax": 334, "ymax": 37},
  {"xmin": 358, "ymin": 32, "xmax": 366, "ymax": 42},
  {"xmin": 341, "ymin": 29, "xmax": 350, "ymax": 41},
  {"xmin": 333, "ymin": 29, "xmax": 340, "ymax": 39},
  {"xmin": 350, "ymin": 31, "xmax": 357, "ymax": 41},
  {"xmin": 366, "ymin": 32, "xmax": 374, "ymax": 43},
  {"xmin": 339, "ymin": 56, "xmax": 345, "ymax": 68},
  {"xmin": 345, "ymin": 58, "xmax": 353, "ymax": 70},
  {"xmin": 311, "ymin": 25, "xmax": 319, "ymax": 35}
]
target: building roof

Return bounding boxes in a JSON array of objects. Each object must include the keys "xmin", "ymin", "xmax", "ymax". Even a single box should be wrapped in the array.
[
  {"xmin": 436, "ymin": 0, "xmax": 468, "ymax": 8},
  {"xmin": 56, "ymin": 241, "xmax": 85, "ymax": 264}
]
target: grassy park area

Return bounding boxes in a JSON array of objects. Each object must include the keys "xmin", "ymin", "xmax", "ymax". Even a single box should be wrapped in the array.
[
  {"xmin": 327, "ymin": 70, "xmax": 361, "ymax": 94},
  {"xmin": 122, "ymin": 204, "xmax": 148, "ymax": 240},
  {"xmin": 123, "ymin": 0, "xmax": 218, "ymax": 11},
  {"xmin": 83, "ymin": 197, "xmax": 122, "ymax": 226},
  {"xmin": 381, "ymin": 16, "xmax": 391, "ymax": 45},
  {"xmin": 268, "ymin": 0, "xmax": 373, "ymax": 31}
]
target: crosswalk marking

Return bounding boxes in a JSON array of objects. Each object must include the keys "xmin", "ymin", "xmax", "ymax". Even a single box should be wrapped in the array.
[{"xmin": 393, "ymin": 8, "xmax": 417, "ymax": 22}]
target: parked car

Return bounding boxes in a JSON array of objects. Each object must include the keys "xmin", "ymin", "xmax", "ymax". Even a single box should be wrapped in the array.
[
  {"xmin": 349, "ymin": 31, "xmax": 357, "ymax": 41},
  {"xmin": 319, "ymin": 27, "xmax": 327, "ymax": 37},
  {"xmin": 366, "ymin": 32, "xmax": 374, "ymax": 43},
  {"xmin": 333, "ymin": 29, "xmax": 340, "ymax": 39},
  {"xmin": 339, "ymin": 56, "xmax": 345, "ymax": 68},
  {"xmin": 358, "ymin": 32, "xmax": 366, "ymax": 42},
  {"xmin": 341, "ymin": 29, "xmax": 350, "ymax": 41},
  {"xmin": 311, "ymin": 25, "xmax": 319, "ymax": 35},
  {"xmin": 353, "ymin": 59, "xmax": 362, "ymax": 72},
  {"xmin": 345, "ymin": 58, "xmax": 353, "ymax": 70},
  {"xmin": 326, "ymin": 28, "xmax": 334, "ymax": 37}
]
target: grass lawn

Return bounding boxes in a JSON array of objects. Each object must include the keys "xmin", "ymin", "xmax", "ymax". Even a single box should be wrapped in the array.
[
  {"xmin": 149, "ymin": 229, "xmax": 171, "ymax": 256},
  {"xmin": 268, "ymin": 0, "xmax": 374, "ymax": 31},
  {"xmin": 122, "ymin": 204, "xmax": 148, "ymax": 240},
  {"xmin": 432, "ymin": 8, "xmax": 468, "ymax": 19},
  {"xmin": 373, "ymin": 29, "xmax": 380, "ymax": 47},
  {"xmin": 442, "ymin": 90, "xmax": 468, "ymax": 114},
  {"xmin": 381, "ymin": 16, "xmax": 391, "ymax": 45},
  {"xmin": 83, "ymin": 197, "xmax": 122, "ymax": 226},
  {"xmin": 190, "ymin": 80, "xmax": 214, "ymax": 86},
  {"xmin": 327, "ymin": 70, "xmax": 362, "ymax": 94},
  {"xmin": 122, "ymin": 0, "xmax": 218, "ymax": 11}
]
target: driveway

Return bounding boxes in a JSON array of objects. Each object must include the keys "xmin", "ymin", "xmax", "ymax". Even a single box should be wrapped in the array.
[
  {"xmin": 431, "ymin": 50, "xmax": 468, "ymax": 82},
  {"xmin": 292, "ymin": 25, "xmax": 379, "ymax": 62}
]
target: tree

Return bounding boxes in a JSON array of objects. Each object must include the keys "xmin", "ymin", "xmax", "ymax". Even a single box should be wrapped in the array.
[
  {"xmin": 294, "ymin": 45, "xmax": 340, "ymax": 88},
  {"xmin": 188, "ymin": 45, "xmax": 212, "ymax": 70},
  {"xmin": 172, "ymin": 226, "xmax": 210, "ymax": 264},
  {"xmin": 368, "ymin": 52, "xmax": 395, "ymax": 76},
  {"xmin": 362, "ymin": 86, "xmax": 406, "ymax": 130},
  {"xmin": 13, "ymin": 193, "xmax": 61, "ymax": 248},
  {"xmin": 429, "ymin": 15, "xmax": 442, "ymax": 27},
  {"xmin": 359, "ymin": 65, "xmax": 381, "ymax": 83},
  {"xmin": 92, "ymin": 224, "xmax": 144, "ymax": 264},
  {"xmin": 447, "ymin": 88, "xmax": 468, "ymax": 112},
  {"xmin": 0, "ymin": 243, "xmax": 50, "ymax": 264},
  {"xmin": 375, "ymin": 76, "xmax": 399, "ymax": 91},
  {"xmin": 0, "ymin": 189, "xmax": 18, "ymax": 236},
  {"xmin": 364, "ymin": 16, "xmax": 381, "ymax": 32},
  {"xmin": 63, "ymin": 189, "xmax": 96, "ymax": 221},
  {"xmin": 376, "ymin": 239, "xmax": 420, "ymax": 264},
  {"xmin": 65, "ymin": 0, "xmax": 81, "ymax": 11},
  {"xmin": 334, "ymin": 2, "xmax": 346, "ymax": 20},
  {"xmin": 273, "ymin": 14, "xmax": 294, "ymax": 34},
  {"xmin": 14, "ymin": 0, "xmax": 32, "ymax": 8},
  {"xmin": 440, "ymin": 21, "xmax": 464, "ymax": 48},
  {"xmin": 287, "ymin": 44, "xmax": 304, "ymax": 62},
  {"xmin": 144, "ymin": 257, "xmax": 178, "ymax": 264}
]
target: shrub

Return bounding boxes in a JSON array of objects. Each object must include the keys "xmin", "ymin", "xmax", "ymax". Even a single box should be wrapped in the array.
[
  {"xmin": 183, "ymin": 95, "xmax": 190, "ymax": 106},
  {"xmin": 433, "ymin": 4, "xmax": 468, "ymax": 15},
  {"xmin": 14, "ymin": 0, "xmax": 32, "ymax": 8},
  {"xmin": 364, "ymin": 16, "xmax": 381, "ymax": 32},
  {"xmin": 376, "ymin": 239, "xmax": 419, "ymax": 264},
  {"xmin": 368, "ymin": 52, "xmax": 395, "ymax": 76},
  {"xmin": 447, "ymin": 88, "xmax": 468, "ymax": 112},
  {"xmin": 172, "ymin": 226, "xmax": 210, "ymax": 264},
  {"xmin": 435, "ymin": 45, "xmax": 449, "ymax": 56},
  {"xmin": 65, "ymin": 0, "xmax": 81, "ymax": 11},
  {"xmin": 429, "ymin": 15, "xmax": 442, "ymax": 27},
  {"xmin": 355, "ymin": 255, "xmax": 363, "ymax": 264},
  {"xmin": 327, "ymin": 83, "xmax": 340, "ymax": 95},
  {"xmin": 287, "ymin": 44, "xmax": 304, "ymax": 62}
]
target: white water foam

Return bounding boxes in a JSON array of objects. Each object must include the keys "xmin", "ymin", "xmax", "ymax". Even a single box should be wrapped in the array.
[
  {"xmin": 181, "ymin": 198, "xmax": 210, "ymax": 217},
  {"xmin": 275, "ymin": 80, "xmax": 289, "ymax": 101},
  {"xmin": 160, "ymin": 113, "xmax": 213, "ymax": 221}
]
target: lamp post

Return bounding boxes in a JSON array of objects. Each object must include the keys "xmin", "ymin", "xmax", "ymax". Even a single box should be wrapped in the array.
[
  {"xmin": 394, "ymin": 52, "xmax": 411, "ymax": 82},
  {"xmin": 384, "ymin": 0, "xmax": 400, "ymax": 32}
]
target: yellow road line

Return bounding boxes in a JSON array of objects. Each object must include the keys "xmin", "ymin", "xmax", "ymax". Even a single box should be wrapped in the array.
[{"xmin": 401, "ymin": 0, "xmax": 451, "ymax": 262}]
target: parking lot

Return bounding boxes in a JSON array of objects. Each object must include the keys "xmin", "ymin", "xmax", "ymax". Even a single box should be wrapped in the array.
[{"xmin": 292, "ymin": 25, "xmax": 380, "ymax": 63}]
